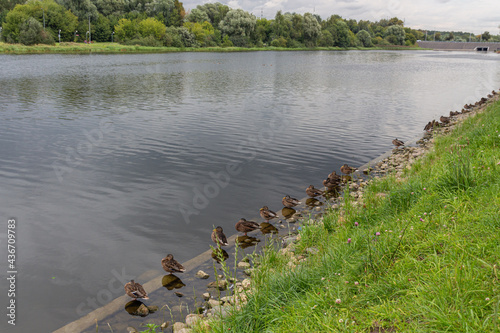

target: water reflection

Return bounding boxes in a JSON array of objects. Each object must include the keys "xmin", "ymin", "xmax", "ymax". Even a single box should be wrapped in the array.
[
  {"xmin": 124, "ymin": 301, "xmax": 152, "ymax": 317},
  {"xmin": 161, "ymin": 274, "xmax": 186, "ymax": 290},
  {"xmin": 236, "ymin": 235, "xmax": 261, "ymax": 249},
  {"xmin": 281, "ymin": 207, "xmax": 296, "ymax": 218},
  {"xmin": 260, "ymin": 222, "xmax": 279, "ymax": 234},
  {"xmin": 211, "ymin": 248, "xmax": 229, "ymax": 263},
  {"xmin": 305, "ymin": 198, "xmax": 323, "ymax": 207}
]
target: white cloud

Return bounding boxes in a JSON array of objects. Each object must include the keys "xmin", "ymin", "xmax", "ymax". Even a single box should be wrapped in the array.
[{"xmin": 182, "ymin": 0, "xmax": 500, "ymax": 33}]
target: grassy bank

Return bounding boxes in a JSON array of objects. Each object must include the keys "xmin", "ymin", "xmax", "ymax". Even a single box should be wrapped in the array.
[
  {"xmin": 198, "ymin": 97, "xmax": 500, "ymax": 332},
  {"xmin": 0, "ymin": 42, "xmax": 423, "ymax": 54}
]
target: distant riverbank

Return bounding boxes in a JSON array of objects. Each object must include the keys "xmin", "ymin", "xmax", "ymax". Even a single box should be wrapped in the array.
[{"xmin": 0, "ymin": 42, "xmax": 423, "ymax": 54}]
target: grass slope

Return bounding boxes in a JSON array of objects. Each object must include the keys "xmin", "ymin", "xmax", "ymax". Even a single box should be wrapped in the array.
[
  {"xmin": 0, "ymin": 42, "xmax": 422, "ymax": 54},
  {"xmin": 202, "ymin": 98, "xmax": 500, "ymax": 332}
]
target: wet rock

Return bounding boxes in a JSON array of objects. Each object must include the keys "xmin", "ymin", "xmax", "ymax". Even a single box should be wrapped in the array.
[
  {"xmin": 314, "ymin": 206, "xmax": 322, "ymax": 211},
  {"xmin": 207, "ymin": 280, "xmax": 227, "ymax": 291},
  {"xmin": 174, "ymin": 292, "xmax": 184, "ymax": 297},
  {"xmin": 286, "ymin": 217, "xmax": 296, "ymax": 223},
  {"xmin": 136, "ymin": 304, "xmax": 149, "ymax": 316},
  {"xmin": 237, "ymin": 261, "xmax": 251, "ymax": 269},
  {"xmin": 202, "ymin": 292, "xmax": 210, "ymax": 300},
  {"xmin": 146, "ymin": 305, "xmax": 158, "ymax": 313},
  {"xmin": 160, "ymin": 322, "xmax": 169, "ymax": 329},
  {"xmin": 210, "ymin": 305, "xmax": 231, "ymax": 318},
  {"xmin": 195, "ymin": 270, "xmax": 210, "ymax": 279}
]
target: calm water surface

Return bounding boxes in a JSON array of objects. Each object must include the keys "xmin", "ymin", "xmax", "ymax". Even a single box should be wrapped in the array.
[{"xmin": 0, "ymin": 50, "xmax": 499, "ymax": 332}]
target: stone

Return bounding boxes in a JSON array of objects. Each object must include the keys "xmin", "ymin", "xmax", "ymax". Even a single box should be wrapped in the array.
[
  {"xmin": 146, "ymin": 305, "xmax": 158, "ymax": 313},
  {"xmin": 173, "ymin": 322, "xmax": 188, "ymax": 332},
  {"xmin": 202, "ymin": 292, "xmax": 210, "ymax": 300},
  {"xmin": 282, "ymin": 235, "xmax": 297, "ymax": 247},
  {"xmin": 207, "ymin": 280, "xmax": 227, "ymax": 291},
  {"xmin": 136, "ymin": 304, "xmax": 149, "ymax": 316},
  {"xmin": 208, "ymin": 299, "xmax": 222, "ymax": 307},
  {"xmin": 243, "ymin": 268, "xmax": 254, "ymax": 276},
  {"xmin": 185, "ymin": 314, "xmax": 202, "ymax": 327},
  {"xmin": 174, "ymin": 292, "xmax": 184, "ymax": 297},
  {"xmin": 286, "ymin": 218, "xmax": 296, "ymax": 223},
  {"xmin": 237, "ymin": 261, "xmax": 251, "ymax": 269},
  {"xmin": 195, "ymin": 270, "xmax": 210, "ymax": 279},
  {"xmin": 314, "ymin": 206, "xmax": 322, "ymax": 211},
  {"xmin": 242, "ymin": 278, "xmax": 251, "ymax": 289}
]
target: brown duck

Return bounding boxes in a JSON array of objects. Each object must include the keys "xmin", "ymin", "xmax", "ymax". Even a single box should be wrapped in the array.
[
  {"xmin": 161, "ymin": 254, "xmax": 186, "ymax": 274},
  {"xmin": 340, "ymin": 164, "xmax": 357, "ymax": 175},
  {"xmin": 124, "ymin": 280, "xmax": 149, "ymax": 300},
  {"xmin": 235, "ymin": 218, "xmax": 260, "ymax": 236},
  {"xmin": 440, "ymin": 116, "xmax": 450, "ymax": 124},
  {"xmin": 282, "ymin": 195, "xmax": 301, "ymax": 208},
  {"xmin": 306, "ymin": 185, "xmax": 324, "ymax": 197},
  {"xmin": 392, "ymin": 138, "xmax": 404, "ymax": 148},
  {"xmin": 259, "ymin": 206, "xmax": 278, "ymax": 222},
  {"xmin": 211, "ymin": 226, "xmax": 228, "ymax": 246}
]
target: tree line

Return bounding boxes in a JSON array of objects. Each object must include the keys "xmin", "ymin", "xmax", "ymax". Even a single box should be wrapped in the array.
[{"xmin": 0, "ymin": 0, "xmax": 496, "ymax": 47}]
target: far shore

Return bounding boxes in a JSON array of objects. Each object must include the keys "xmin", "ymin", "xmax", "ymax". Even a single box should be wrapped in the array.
[{"xmin": 0, "ymin": 42, "xmax": 424, "ymax": 55}]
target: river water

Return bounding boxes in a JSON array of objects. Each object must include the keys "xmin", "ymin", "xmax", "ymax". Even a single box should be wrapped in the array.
[{"xmin": 0, "ymin": 50, "xmax": 499, "ymax": 332}]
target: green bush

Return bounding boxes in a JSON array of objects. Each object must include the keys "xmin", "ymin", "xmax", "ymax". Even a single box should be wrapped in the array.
[{"xmin": 19, "ymin": 17, "xmax": 55, "ymax": 45}]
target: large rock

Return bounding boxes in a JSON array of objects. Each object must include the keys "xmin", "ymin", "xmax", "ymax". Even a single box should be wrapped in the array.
[
  {"xmin": 185, "ymin": 314, "xmax": 203, "ymax": 327},
  {"xmin": 207, "ymin": 280, "xmax": 227, "ymax": 291},
  {"xmin": 195, "ymin": 270, "xmax": 210, "ymax": 279}
]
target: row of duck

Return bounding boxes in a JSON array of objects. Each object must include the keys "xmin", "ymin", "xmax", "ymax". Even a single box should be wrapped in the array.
[
  {"xmin": 125, "ymin": 89, "xmax": 500, "ymax": 304},
  {"xmin": 124, "ymin": 163, "xmax": 360, "ymax": 301}
]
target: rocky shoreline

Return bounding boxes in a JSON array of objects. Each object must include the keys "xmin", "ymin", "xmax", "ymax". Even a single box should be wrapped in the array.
[{"xmin": 135, "ymin": 90, "xmax": 499, "ymax": 333}]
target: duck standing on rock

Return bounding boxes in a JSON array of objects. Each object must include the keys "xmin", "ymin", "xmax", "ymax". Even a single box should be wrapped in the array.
[
  {"xmin": 161, "ymin": 254, "xmax": 186, "ymax": 274},
  {"xmin": 392, "ymin": 138, "xmax": 404, "ymax": 148},
  {"xmin": 323, "ymin": 171, "xmax": 342, "ymax": 189},
  {"xmin": 211, "ymin": 226, "xmax": 228, "ymax": 246},
  {"xmin": 235, "ymin": 218, "xmax": 260, "ymax": 236},
  {"xmin": 340, "ymin": 164, "xmax": 358, "ymax": 175},
  {"xmin": 282, "ymin": 195, "xmax": 301, "ymax": 208},
  {"xmin": 306, "ymin": 185, "xmax": 324, "ymax": 197},
  {"xmin": 440, "ymin": 116, "xmax": 450, "ymax": 124},
  {"xmin": 124, "ymin": 280, "xmax": 149, "ymax": 300},
  {"xmin": 260, "ymin": 206, "xmax": 278, "ymax": 222}
]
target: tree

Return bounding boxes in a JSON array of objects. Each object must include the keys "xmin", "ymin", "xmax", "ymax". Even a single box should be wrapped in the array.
[
  {"xmin": 434, "ymin": 32, "xmax": 441, "ymax": 41},
  {"xmin": 114, "ymin": 17, "xmax": 137, "ymax": 40},
  {"xmin": 186, "ymin": 8, "xmax": 208, "ymax": 23},
  {"xmin": 194, "ymin": 2, "xmax": 229, "ymax": 27},
  {"xmin": 19, "ymin": 16, "xmax": 54, "ymax": 44},
  {"xmin": 318, "ymin": 29, "xmax": 333, "ymax": 46},
  {"xmin": 2, "ymin": 0, "xmax": 77, "ymax": 42},
  {"xmin": 169, "ymin": 0, "xmax": 185, "ymax": 26},
  {"xmin": 356, "ymin": 29, "xmax": 372, "ymax": 47},
  {"xmin": 145, "ymin": 0, "xmax": 173, "ymax": 25},
  {"xmin": 138, "ymin": 17, "xmax": 166, "ymax": 40},
  {"xmin": 218, "ymin": 8, "xmax": 255, "ymax": 37},
  {"xmin": 481, "ymin": 31, "xmax": 491, "ymax": 41},
  {"xmin": 183, "ymin": 20, "xmax": 215, "ymax": 46},
  {"xmin": 385, "ymin": 24, "xmax": 405, "ymax": 45},
  {"xmin": 302, "ymin": 13, "xmax": 320, "ymax": 46}
]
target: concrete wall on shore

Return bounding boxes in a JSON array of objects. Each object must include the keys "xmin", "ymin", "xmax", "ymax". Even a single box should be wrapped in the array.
[{"xmin": 417, "ymin": 41, "xmax": 500, "ymax": 52}]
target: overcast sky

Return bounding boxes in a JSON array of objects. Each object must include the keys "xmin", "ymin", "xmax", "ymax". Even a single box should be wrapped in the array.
[{"xmin": 184, "ymin": 0, "xmax": 500, "ymax": 34}]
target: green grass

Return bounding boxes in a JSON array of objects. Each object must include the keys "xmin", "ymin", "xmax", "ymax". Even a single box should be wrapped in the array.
[
  {"xmin": 0, "ymin": 42, "xmax": 423, "ymax": 54},
  {"xmin": 199, "ymin": 98, "xmax": 500, "ymax": 332}
]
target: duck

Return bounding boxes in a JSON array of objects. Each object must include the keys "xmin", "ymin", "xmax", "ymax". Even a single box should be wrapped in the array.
[
  {"xmin": 161, "ymin": 254, "xmax": 186, "ymax": 274},
  {"xmin": 440, "ymin": 116, "xmax": 450, "ymax": 124},
  {"xmin": 124, "ymin": 280, "xmax": 149, "ymax": 300},
  {"xmin": 306, "ymin": 185, "xmax": 324, "ymax": 197},
  {"xmin": 392, "ymin": 138, "xmax": 404, "ymax": 148},
  {"xmin": 235, "ymin": 218, "xmax": 261, "ymax": 236},
  {"xmin": 211, "ymin": 226, "xmax": 228, "ymax": 246},
  {"xmin": 259, "ymin": 206, "xmax": 278, "ymax": 222},
  {"xmin": 282, "ymin": 195, "xmax": 301, "ymax": 208},
  {"xmin": 340, "ymin": 164, "xmax": 357, "ymax": 175}
]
